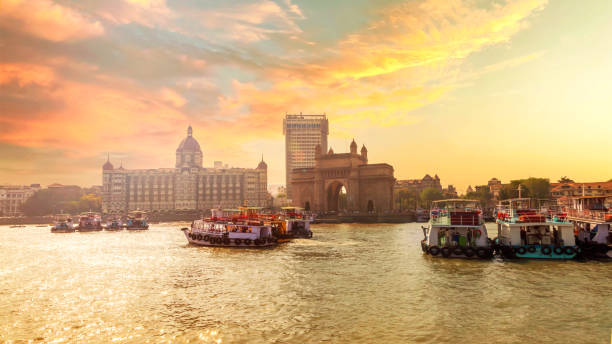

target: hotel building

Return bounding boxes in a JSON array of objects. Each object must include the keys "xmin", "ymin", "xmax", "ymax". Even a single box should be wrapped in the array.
[
  {"xmin": 283, "ymin": 114, "xmax": 328, "ymax": 199},
  {"xmin": 102, "ymin": 126, "xmax": 268, "ymax": 214}
]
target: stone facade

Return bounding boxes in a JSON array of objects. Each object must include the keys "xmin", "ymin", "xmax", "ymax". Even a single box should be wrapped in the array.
[
  {"xmin": 0, "ymin": 184, "xmax": 40, "ymax": 216},
  {"xmin": 291, "ymin": 140, "xmax": 395, "ymax": 213},
  {"xmin": 395, "ymin": 174, "xmax": 442, "ymax": 195},
  {"xmin": 102, "ymin": 126, "xmax": 268, "ymax": 214}
]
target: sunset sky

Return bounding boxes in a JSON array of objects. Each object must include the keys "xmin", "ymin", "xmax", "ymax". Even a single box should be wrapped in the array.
[{"xmin": 1, "ymin": 0, "xmax": 611, "ymax": 192}]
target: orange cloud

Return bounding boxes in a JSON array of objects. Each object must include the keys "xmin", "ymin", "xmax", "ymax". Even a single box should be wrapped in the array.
[
  {"xmin": 0, "ymin": 63, "xmax": 55, "ymax": 87},
  {"xmin": 0, "ymin": 0, "xmax": 104, "ymax": 41}
]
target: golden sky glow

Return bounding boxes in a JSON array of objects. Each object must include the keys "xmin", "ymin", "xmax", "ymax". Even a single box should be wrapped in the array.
[{"xmin": 1, "ymin": 0, "xmax": 611, "ymax": 191}]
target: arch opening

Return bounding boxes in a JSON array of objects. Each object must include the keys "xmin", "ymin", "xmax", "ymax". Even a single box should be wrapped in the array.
[{"xmin": 327, "ymin": 182, "xmax": 347, "ymax": 213}]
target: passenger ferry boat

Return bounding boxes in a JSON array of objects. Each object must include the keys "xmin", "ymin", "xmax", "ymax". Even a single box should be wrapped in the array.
[
  {"xmin": 125, "ymin": 211, "xmax": 149, "ymax": 230},
  {"xmin": 495, "ymin": 198, "xmax": 578, "ymax": 259},
  {"xmin": 421, "ymin": 199, "xmax": 493, "ymax": 259},
  {"xmin": 77, "ymin": 212, "xmax": 103, "ymax": 232},
  {"xmin": 182, "ymin": 208, "xmax": 277, "ymax": 247},
  {"xmin": 269, "ymin": 207, "xmax": 313, "ymax": 242},
  {"xmin": 104, "ymin": 216, "xmax": 124, "ymax": 231},
  {"xmin": 565, "ymin": 196, "xmax": 611, "ymax": 259},
  {"xmin": 51, "ymin": 214, "xmax": 75, "ymax": 233}
]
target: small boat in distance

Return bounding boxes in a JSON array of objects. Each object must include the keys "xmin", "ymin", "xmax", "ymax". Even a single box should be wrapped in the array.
[
  {"xmin": 182, "ymin": 208, "xmax": 277, "ymax": 247},
  {"xmin": 269, "ymin": 206, "xmax": 313, "ymax": 242},
  {"xmin": 495, "ymin": 198, "xmax": 578, "ymax": 259},
  {"xmin": 125, "ymin": 211, "xmax": 149, "ymax": 230},
  {"xmin": 77, "ymin": 212, "xmax": 103, "ymax": 232},
  {"xmin": 104, "ymin": 216, "xmax": 124, "ymax": 231},
  {"xmin": 421, "ymin": 199, "xmax": 493, "ymax": 259},
  {"xmin": 51, "ymin": 214, "xmax": 75, "ymax": 233}
]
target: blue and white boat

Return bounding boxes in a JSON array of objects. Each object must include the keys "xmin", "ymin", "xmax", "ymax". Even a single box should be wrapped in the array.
[
  {"xmin": 125, "ymin": 210, "xmax": 149, "ymax": 230},
  {"xmin": 495, "ymin": 198, "xmax": 578, "ymax": 259}
]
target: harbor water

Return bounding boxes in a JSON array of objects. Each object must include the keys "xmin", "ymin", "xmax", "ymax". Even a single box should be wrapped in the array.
[{"xmin": 1, "ymin": 223, "xmax": 610, "ymax": 343}]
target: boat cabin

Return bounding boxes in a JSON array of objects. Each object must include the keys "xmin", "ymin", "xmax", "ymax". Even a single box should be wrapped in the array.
[{"xmin": 430, "ymin": 199, "xmax": 483, "ymax": 226}]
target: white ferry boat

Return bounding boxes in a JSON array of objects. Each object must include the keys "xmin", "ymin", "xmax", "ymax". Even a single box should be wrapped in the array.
[
  {"xmin": 565, "ymin": 196, "xmax": 611, "ymax": 259},
  {"xmin": 77, "ymin": 212, "xmax": 103, "ymax": 232},
  {"xmin": 51, "ymin": 214, "xmax": 75, "ymax": 233},
  {"xmin": 182, "ymin": 208, "xmax": 277, "ymax": 247},
  {"xmin": 421, "ymin": 199, "xmax": 493, "ymax": 259},
  {"xmin": 495, "ymin": 198, "xmax": 578, "ymax": 259},
  {"xmin": 269, "ymin": 207, "xmax": 313, "ymax": 242},
  {"xmin": 125, "ymin": 211, "xmax": 149, "ymax": 230}
]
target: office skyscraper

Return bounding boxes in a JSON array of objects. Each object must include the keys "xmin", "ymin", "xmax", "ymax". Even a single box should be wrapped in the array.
[{"xmin": 283, "ymin": 114, "xmax": 328, "ymax": 199}]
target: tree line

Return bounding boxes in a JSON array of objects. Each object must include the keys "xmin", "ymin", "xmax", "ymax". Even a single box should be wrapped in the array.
[
  {"xmin": 20, "ymin": 188, "xmax": 101, "ymax": 216},
  {"xmin": 396, "ymin": 177, "xmax": 552, "ymax": 210}
]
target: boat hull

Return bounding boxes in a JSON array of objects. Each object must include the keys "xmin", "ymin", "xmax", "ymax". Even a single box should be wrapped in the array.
[
  {"xmin": 125, "ymin": 226, "xmax": 149, "ymax": 230},
  {"xmin": 77, "ymin": 227, "xmax": 103, "ymax": 232},
  {"xmin": 182, "ymin": 230, "xmax": 277, "ymax": 248},
  {"xmin": 497, "ymin": 245, "xmax": 578, "ymax": 259},
  {"xmin": 421, "ymin": 241, "xmax": 493, "ymax": 259}
]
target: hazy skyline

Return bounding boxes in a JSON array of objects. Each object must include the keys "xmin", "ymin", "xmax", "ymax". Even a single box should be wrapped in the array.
[{"xmin": 1, "ymin": 0, "xmax": 611, "ymax": 191}]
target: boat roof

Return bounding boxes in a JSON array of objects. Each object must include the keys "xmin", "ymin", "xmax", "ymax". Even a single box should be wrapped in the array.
[
  {"xmin": 571, "ymin": 195, "xmax": 608, "ymax": 200},
  {"xmin": 281, "ymin": 206, "xmax": 303, "ymax": 210},
  {"xmin": 433, "ymin": 199, "xmax": 479, "ymax": 204}
]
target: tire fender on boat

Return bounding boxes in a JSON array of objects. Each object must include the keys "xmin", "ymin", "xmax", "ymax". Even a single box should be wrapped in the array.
[
  {"xmin": 527, "ymin": 246, "xmax": 536, "ymax": 253},
  {"xmin": 541, "ymin": 246, "xmax": 552, "ymax": 255},
  {"xmin": 453, "ymin": 247, "xmax": 464, "ymax": 256},
  {"xmin": 464, "ymin": 247, "xmax": 475, "ymax": 258},
  {"xmin": 428, "ymin": 246, "xmax": 440, "ymax": 256},
  {"xmin": 517, "ymin": 247, "xmax": 527, "ymax": 255},
  {"xmin": 564, "ymin": 247, "xmax": 575, "ymax": 255},
  {"xmin": 553, "ymin": 247, "xmax": 564, "ymax": 255},
  {"xmin": 441, "ymin": 247, "xmax": 452, "ymax": 258},
  {"xmin": 476, "ymin": 247, "xmax": 488, "ymax": 259}
]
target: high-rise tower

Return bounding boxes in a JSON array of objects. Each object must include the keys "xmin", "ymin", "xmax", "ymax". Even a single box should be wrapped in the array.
[{"xmin": 283, "ymin": 114, "xmax": 328, "ymax": 199}]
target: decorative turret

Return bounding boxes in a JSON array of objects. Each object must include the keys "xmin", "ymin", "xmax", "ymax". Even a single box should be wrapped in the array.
[
  {"xmin": 257, "ymin": 155, "xmax": 267, "ymax": 170},
  {"xmin": 434, "ymin": 174, "xmax": 440, "ymax": 181},
  {"xmin": 360, "ymin": 144, "xmax": 368, "ymax": 160},
  {"xmin": 350, "ymin": 139, "xmax": 357, "ymax": 154},
  {"xmin": 328, "ymin": 147, "xmax": 334, "ymax": 155},
  {"xmin": 102, "ymin": 154, "xmax": 114, "ymax": 171}
]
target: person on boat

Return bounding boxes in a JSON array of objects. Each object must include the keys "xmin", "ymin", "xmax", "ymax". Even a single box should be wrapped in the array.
[
  {"xmin": 466, "ymin": 229, "xmax": 473, "ymax": 246},
  {"xmin": 452, "ymin": 231, "xmax": 460, "ymax": 246},
  {"xmin": 520, "ymin": 228, "xmax": 527, "ymax": 246}
]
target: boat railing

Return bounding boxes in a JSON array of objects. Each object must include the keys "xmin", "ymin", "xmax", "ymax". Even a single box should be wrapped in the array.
[
  {"xmin": 567, "ymin": 208, "xmax": 612, "ymax": 221},
  {"xmin": 431, "ymin": 210, "xmax": 482, "ymax": 226}
]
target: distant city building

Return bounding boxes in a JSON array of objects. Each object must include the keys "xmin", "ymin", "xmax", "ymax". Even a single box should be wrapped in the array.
[
  {"xmin": 443, "ymin": 185, "xmax": 458, "ymax": 198},
  {"xmin": 0, "ymin": 184, "xmax": 40, "ymax": 216},
  {"xmin": 102, "ymin": 126, "xmax": 269, "ymax": 214},
  {"xmin": 551, "ymin": 181, "xmax": 612, "ymax": 207},
  {"xmin": 283, "ymin": 114, "xmax": 329, "ymax": 200},
  {"xmin": 395, "ymin": 174, "xmax": 442, "ymax": 195},
  {"xmin": 466, "ymin": 185, "xmax": 474, "ymax": 194},
  {"xmin": 488, "ymin": 178, "xmax": 503, "ymax": 199}
]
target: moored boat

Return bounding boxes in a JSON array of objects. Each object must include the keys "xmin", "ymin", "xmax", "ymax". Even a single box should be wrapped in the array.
[
  {"xmin": 51, "ymin": 214, "xmax": 75, "ymax": 233},
  {"xmin": 565, "ymin": 196, "xmax": 611, "ymax": 259},
  {"xmin": 269, "ymin": 206, "xmax": 313, "ymax": 242},
  {"xmin": 104, "ymin": 216, "xmax": 124, "ymax": 231},
  {"xmin": 77, "ymin": 212, "xmax": 103, "ymax": 232},
  {"xmin": 495, "ymin": 198, "xmax": 578, "ymax": 259},
  {"xmin": 421, "ymin": 199, "xmax": 493, "ymax": 259},
  {"xmin": 182, "ymin": 208, "xmax": 277, "ymax": 247},
  {"xmin": 125, "ymin": 211, "xmax": 149, "ymax": 230}
]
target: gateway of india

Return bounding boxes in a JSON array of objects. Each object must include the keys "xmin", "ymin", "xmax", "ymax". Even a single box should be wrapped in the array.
[{"xmin": 102, "ymin": 126, "xmax": 268, "ymax": 214}]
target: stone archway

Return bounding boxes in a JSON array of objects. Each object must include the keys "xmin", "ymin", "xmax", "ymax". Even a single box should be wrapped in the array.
[
  {"xmin": 326, "ymin": 181, "xmax": 347, "ymax": 212},
  {"xmin": 290, "ymin": 140, "xmax": 395, "ymax": 214}
]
